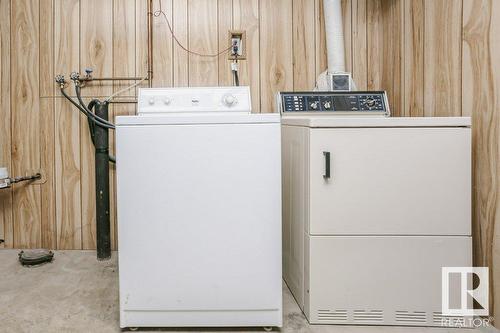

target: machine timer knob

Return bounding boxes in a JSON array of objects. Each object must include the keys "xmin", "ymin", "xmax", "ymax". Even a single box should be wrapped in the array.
[
  {"xmin": 223, "ymin": 94, "xmax": 237, "ymax": 106},
  {"xmin": 310, "ymin": 101, "xmax": 319, "ymax": 110},
  {"xmin": 163, "ymin": 97, "xmax": 171, "ymax": 105},
  {"xmin": 365, "ymin": 98, "xmax": 376, "ymax": 107},
  {"xmin": 323, "ymin": 101, "xmax": 332, "ymax": 110},
  {"xmin": 148, "ymin": 98, "xmax": 155, "ymax": 105}
]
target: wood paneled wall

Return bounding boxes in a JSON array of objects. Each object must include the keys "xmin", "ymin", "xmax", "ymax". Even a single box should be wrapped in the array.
[{"xmin": 0, "ymin": 0, "xmax": 499, "ymax": 324}]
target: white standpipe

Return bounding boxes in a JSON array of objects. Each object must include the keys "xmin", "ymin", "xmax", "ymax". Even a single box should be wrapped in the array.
[{"xmin": 324, "ymin": 0, "xmax": 345, "ymax": 74}]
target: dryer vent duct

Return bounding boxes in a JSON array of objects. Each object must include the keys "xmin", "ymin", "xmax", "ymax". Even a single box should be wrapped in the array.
[
  {"xmin": 324, "ymin": 0, "xmax": 345, "ymax": 74},
  {"xmin": 317, "ymin": 0, "xmax": 354, "ymax": 91}
]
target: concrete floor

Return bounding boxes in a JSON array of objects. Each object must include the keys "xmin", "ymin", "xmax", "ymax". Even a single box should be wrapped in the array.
[{"xmin": 0, "ymin": 250, "xmax": 498, "ymax": 333}]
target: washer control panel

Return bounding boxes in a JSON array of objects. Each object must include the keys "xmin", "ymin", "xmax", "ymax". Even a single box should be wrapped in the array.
[
  {"xmin": 280, "ymin": 91, "xmax": 389, "ymax": 116},
  {"xmin": 138, "ymin": 86, "xmax": 252, "ymax": 114}
]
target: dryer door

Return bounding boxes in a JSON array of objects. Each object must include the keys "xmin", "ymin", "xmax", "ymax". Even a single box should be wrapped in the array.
[{"xmin": 308, "ymin": 127, "xmax": 471, "ymax": 235}]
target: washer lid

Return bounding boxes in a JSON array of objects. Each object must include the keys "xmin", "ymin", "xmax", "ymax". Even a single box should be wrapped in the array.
[
  {"xmin": 281, "ymin": 116, "xmax": 471, "ymax": 128},
  {"xmin": 116, "ymin": 113, "xmax": 280, "ymax": 126}
]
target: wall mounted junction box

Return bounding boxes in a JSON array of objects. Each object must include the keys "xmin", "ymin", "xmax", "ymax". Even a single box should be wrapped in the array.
[{"xmin": 228, "ymin": 30, "xmax": 246, "ymax": 60}]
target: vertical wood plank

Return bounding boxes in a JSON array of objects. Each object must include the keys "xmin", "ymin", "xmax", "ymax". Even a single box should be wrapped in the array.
[
  {"xmin": 80, "ymin": 0, "xmax": 113, "ymax": 249},
  {"xmin": 40, "ymin": 98, "xmax": 56, "ymax": 249},
  {"xmin": 40, "ymin": 0, "xmax": 54, "ymax": 98},
  {"xmin": 39, "ymin": 1, "xmax": 56, "ymax": 249},
  {"xmin": 218, "ymin": 0, "xmax": 233, "ymax": 86},
  {"xmin": 153, "ymin": 0, "xmax": 174, "ymax": 87},
  {"xmin": 55, "ymin": 98, "xmax": 81, "ymax": 250},
  {"xmin": 80, "ymin": 0, "xmax": 113, "ymax": 96},
  {"xmin": 367, "ymin": 0, "xmax": 404, "ymax": 116},
  {"xmin": 342, "ymin": 0, "xmax": 352, "ymax": 73},
  {"xmin": 366, "ymin": 0, "xmax": 383, "ymax": 90},
  {"xmin": 188, "ymin": 0, "xmax": 219, "ymax": 86},
  {"xmin": 403, "ymin": 0, "xmax": 424, "ymax": 117},
  {"xmin": 173, "ymin": 0, "xmax": 189, "ymax": 86},
  {"xmin": 112, "ymin": 0, "xmax": 137, "ymax": 250},
  {"xmin": 424, "ymin": 0, "xmax": 462, "ymax": 117},
  {"xmin": 136, "ymin": 0, "xmax": 149, "ymax": 90},
  {"xmin": 11, "ymin": 0, "xmax": 42, "ymax": 248},
  {"xmin": 54, "ymin": 0, "xmax": 81, "ymax": 249},
  {"xmin": 54, "ymin": 0, "xmax": 79, "ymax": 78},
  {"xmin": 386, "ymin": 0, "xmax": 404, "ymax": 116},
  {"xmin": 351, "ymin": 0, "xmax": 367, "ymax": 90},
  {"xmin": 233, "ymin": 0, "xmax": 260, "ymax": 112},
  {"xmin": 79, "ymin": 98, "xmax": 98, "ymax": 250},
  {"xmin": 0, "ymin": 0, "xmax": 12, "ymax": 248},
  {"xmin": 114, "ymin": 0, "xmax": 136, "ymax": 96},
  {"xmin": 292, "ymin": 0, "xmax": 316, "ymax": 90},
  {"xmin": 315, "ymin": 0, "xmax": 328, "ymax": 77},
  {"xmin": 463, "ymin": 0, "xmax": 500, "ymax": 320},
  {"xmin": 260, "ymin": 0, "xmax": 293, "ymax": 113}
]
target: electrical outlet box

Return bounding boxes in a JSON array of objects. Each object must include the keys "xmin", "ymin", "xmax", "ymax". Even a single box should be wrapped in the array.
[{"xmin": 228, "ymin": 30, "xmax": 246, "ymax": 60}]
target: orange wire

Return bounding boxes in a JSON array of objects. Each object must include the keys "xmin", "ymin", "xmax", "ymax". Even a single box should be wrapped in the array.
[{"xmin": 153, "ymin": 0, "xmax": 232, "ymax": 58}]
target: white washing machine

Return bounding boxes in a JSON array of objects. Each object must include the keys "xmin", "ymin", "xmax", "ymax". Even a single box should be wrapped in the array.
[
  {"xmin": 116, "ymin": 87, "xmax": 282, "ymax": 328},
  {"xmin": 279, "ymin": 91, "xmax": 472, "ymax": 327}
]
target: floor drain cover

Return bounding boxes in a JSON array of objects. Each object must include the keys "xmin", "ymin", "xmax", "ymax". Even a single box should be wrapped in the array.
[{"xmin": 18, "ymin": 249, "xmax": 54, "ymax": 266}]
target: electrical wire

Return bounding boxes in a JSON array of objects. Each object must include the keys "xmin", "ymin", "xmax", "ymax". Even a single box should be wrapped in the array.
[
  {"xmin": 60, "ymin": 86, "xmax": 115, "ymax": 129},
  {"xmin": 233, "ymin": 70, "xmax": 240, "ymax": 86},
  {"xmin": 104, "ymin": 76, "xmax": 148, "ymax": 102},
  {"xmin": 104, "ymin": 0, "xmax": 234, "ymax": 102},
  {"xmin": 231, "ymin": 52, "xmax": 240, "ymax": 86},
  {"xmin": 232, "ymin": 60, "xmax": 240, "ymax": 86},
  {"xmin": 153, "ymin": 1, "xmax": 232, "ymax": 58}
]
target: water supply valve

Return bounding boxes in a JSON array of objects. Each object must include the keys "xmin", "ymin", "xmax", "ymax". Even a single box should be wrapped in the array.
[
  {"xmin": 55, "ymin": 74, "xmax": 66, "ymax": 88},
  {"xmin": 84, "ymin": 68, "xmax": 93, "ymax": 79},
  {"xmin": 70, "ymin": 71, "xmax": 80, "ymax": 82}
]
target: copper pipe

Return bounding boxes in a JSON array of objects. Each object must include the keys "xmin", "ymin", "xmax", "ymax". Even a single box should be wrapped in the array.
[
  {"xmin": 75, "ymin": 0, "xmax": 153, "ymax": 86},
  {"xmin": 79, "ymin": 76, "xmax": 145, "ymax": 82},
  {"xmin": 147, "ymin": 0, "xmax": 153, "ymax": 87},
  {"xmin": 108, "ymin": 100, "xmax": 138, "ymax": 104}
]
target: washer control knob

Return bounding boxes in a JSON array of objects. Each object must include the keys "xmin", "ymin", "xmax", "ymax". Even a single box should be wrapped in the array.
[
  {"xmin": 163, "ymin": 97, "xmax": 171, "ymax": 105},
  {"xmin": 365, "ymin": 98, "xmax": 376, "ymax": 107},
  {"xmin": 223, "ymin": 94, "xmax": 236, "ymax": 106},
  {"xmin": 148, "ymin": 98, "xmax": 155, "ymax": 105},
  {"xmin": 310, "ymin": 101, "xmax": 319, "ymax": 110}
]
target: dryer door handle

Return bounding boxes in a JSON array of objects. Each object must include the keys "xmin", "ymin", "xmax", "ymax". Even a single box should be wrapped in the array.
[{"xmin": 323, "ymin": 151, "xmax": 331, "ymax": 179}]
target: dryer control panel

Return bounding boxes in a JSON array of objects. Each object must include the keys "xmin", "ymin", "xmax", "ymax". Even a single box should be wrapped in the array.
[{"xmin": 279, "ymin": 91, "xmax": 390, "ymax": 116}]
